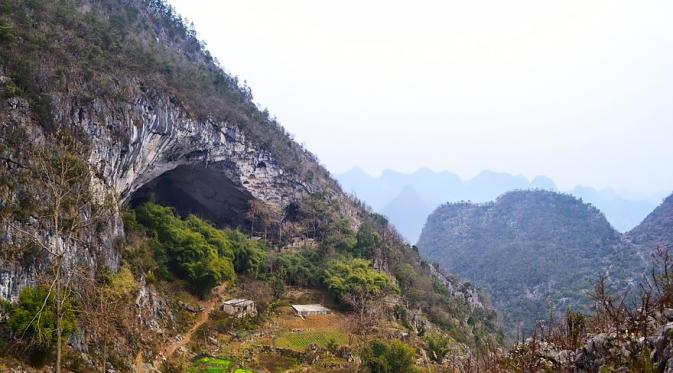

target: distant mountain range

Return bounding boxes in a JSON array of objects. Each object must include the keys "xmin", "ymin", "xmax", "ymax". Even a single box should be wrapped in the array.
[
  {"xmin": 336, "ymin": 167, "xmax": 663, "ymax": 243},
  {"xmin": 417, "ymin": 190, "xmax": 673, "ymax": 334}
]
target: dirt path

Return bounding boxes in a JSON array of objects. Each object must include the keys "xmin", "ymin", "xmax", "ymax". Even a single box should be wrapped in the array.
[{"xmin": 150, "ymin": 285, "xmax": 226, "ymax": 369}]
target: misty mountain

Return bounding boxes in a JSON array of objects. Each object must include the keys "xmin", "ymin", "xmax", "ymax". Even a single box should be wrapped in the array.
[
  {"xmin": 381, "ymin": 186, "xmax": 432, "ymax": 243},
  {"xmin": 417, "ymin": 190, "xmax": 646, "ymax": 334},
  {"xmin": 572, "ymin": 186, "xmax": 659, "ymax": 233},
  {"xmin": 336, "ymin": 167, "xmax": 658, "ymax": 242}
]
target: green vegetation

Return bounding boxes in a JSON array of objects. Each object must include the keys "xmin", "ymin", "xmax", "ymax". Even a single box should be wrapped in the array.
[
  {"xmin": 353, "ymin": 223, "xmax": 382, "ymax": 259},
  {"xmin": 323, "ymin": 258, "xmax": 399, "ymax": 302},
  {"xmin": 417, "ymin": 190, "xmax": 645, "ymax": 335},
  {"xmin": 187, "ymin": 356, "xmax": 233, "ymax": 373},
  {"xmin": 126, "ymin": 201, "xmax": 409, "ymax": 317},
  {"xmin": 424, "ymin": 331, "xmax": 453, "ymax": 363},
  {"xmin": 283, "ymin": 195, "xmax": 501, "ymax": 347},
  {"xmin": 362, "ymin": 339, "xmax": 416, "ymax": 373},
  {"xmin": 4, "ymin": 286, "xmax": 76, "ymax": 354},
  {"xmin": 127, "ymin": 202, "xmax": 269, "ymax": 296},
  {"xmin": 274, "ymin": 330, "xmax": 347, "ymax": 352},
  {"xmin": 226, "ymin": 229, "xmax": 269, "ymax": 277},
  {"xmin": 274, "ymin": 249, "xmax": 322, "ymax": 287},
  {"xmin": 186, "ymin": 356, "xmax": 258, "ymax": 373},
  {"xmin": 132, "ymin": 202, "xmax": 236, "ymax": 295}
]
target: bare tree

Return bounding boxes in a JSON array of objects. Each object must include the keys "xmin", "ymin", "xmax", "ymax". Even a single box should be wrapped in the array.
[
  {"xmin": 342, "ymin": 289, "xmax": 385, "ymax": 332},
  {"xmin": 8, "ymin": 133, "xmax": 113, "ymax": 372},
  {"xmin": 246, "ymin": 199, "xmax": 281, "ymax": 240}
]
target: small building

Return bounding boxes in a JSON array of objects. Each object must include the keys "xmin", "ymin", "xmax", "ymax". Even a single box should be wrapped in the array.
[
  {"xmin": 222, "ymin": 298, "xmax": 256, "ymax": 318},
  {"xmin": 291, "ymin": 304, "xmax": 331, "ymax": 317}
]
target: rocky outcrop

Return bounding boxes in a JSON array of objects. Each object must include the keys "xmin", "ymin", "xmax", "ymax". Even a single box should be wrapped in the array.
[
  {"xmin": 502, "ymin": 309, "xmax": 673, "ymax": 372},
  {"xmin": 71, "ymin": 93, "xmax": 311, "ymax": 205},
  {"xmin": 0, "ymin": 77, "xmax": 337, "ymax": 301}
]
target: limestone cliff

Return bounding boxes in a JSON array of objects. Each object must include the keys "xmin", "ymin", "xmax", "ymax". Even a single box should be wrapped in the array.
[
  {"xmin": 0, "ymin": 0, "xmax": 348, "ymax": 301},
  {"xmin": 0, "ymin": 0, "xmax": 500, "ymax": 354}
]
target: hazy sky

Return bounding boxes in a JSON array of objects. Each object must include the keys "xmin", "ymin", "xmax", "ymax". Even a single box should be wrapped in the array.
[{"xmin": 168, "ymin": 0, "xmax": 673, "ymax": 197}]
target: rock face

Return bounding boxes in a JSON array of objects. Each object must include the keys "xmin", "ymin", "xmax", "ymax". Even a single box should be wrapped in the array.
[
  {"xmin": 77, "ymin": 94, "xmax": 312, "ymax": 205},
  {"xmin": 0, "ymin": 0, "xmax": 346, "ymax": 303},
  {"xmin": 0, "ymin": 82, "xmax": 331, "ymax": 301},
  {"xmin": 417, "ymin": 190, "xmax": 646, "ymax": 334},
  {"xmin": 506, "ymin": 309, "xmax": 673, "ymax": 372}
]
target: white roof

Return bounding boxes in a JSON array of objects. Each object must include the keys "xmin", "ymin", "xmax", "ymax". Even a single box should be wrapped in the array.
[
  {"xmin": 291, "ymin": 304, "xmax": 331, "ymax": 313},
  {"xmin": 223, "ymin": 298, "xmax": 254, "ymax": 306}
]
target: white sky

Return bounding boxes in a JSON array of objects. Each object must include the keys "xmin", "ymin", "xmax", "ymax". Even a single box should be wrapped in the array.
[{"xmin": 168, "ymin": 0, "xmax": 673, "ymax": 197}]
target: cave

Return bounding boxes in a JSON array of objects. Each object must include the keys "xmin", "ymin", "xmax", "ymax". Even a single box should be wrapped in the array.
[{"xmin": 129, "ymin": 164, "xmax": 253, "ymax": 229}]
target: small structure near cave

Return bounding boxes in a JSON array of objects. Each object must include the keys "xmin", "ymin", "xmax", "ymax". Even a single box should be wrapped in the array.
[
  {"xmin": 222, "ymin": 298, "xmax": 256, "ymax": 318},
  {"xmin": 291, "ymin": 304, "xmax": 332, "ymax": 317}
]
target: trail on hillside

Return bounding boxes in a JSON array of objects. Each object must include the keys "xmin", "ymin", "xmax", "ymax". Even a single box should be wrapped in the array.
[{"xmin": 150, "ymin": 285, "xmax": 226, "ymax": 369}]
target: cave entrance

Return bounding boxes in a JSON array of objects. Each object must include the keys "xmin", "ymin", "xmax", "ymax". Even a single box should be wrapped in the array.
[{"xmin": 129, "ymin": 165, "xmax": 253, "ymax": 229}]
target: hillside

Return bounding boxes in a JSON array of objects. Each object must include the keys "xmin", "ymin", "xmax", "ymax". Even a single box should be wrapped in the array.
[
  {"xmin": 417, "ymin": 190, "xmax": 646, "ymax": 334},
  {"xmin": 0, "ymin": 0, "xmax": 501, "ymax": 371},
  {"xmin": 626, "ymin": 193, "xmax": 673, "ymax": 251}
]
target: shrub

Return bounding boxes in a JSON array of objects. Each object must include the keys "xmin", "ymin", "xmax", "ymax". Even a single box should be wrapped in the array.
[
  {"xmin": 321, "ymin": 218, "xmax": 356, "ymax": 254},
  {"xmin": 102, "ymin": 265, "xmax": 139, "ymax": 299},
  {"xmin": 226, "ymin": 229, "xmax": 269, "ymax": 277},
  {"xmin": 274, "ymin": 249, "xmax": 322, "ymax": 287},
  {"xmin": 184, "ymin": 215, "xmax": 235, "ymax": 259},
  {"xmin": 133, "ymin": 203, "xmax": 235, "ymax": 295},
  {"xmin": 425, "ymin": 331, "xmax": 453, "ymax": 363},
  {"xmin": 6, "ymin": 285, "xmax": 76, "ymax": 349},
  {"xmin": 394, "ymin": 263, "xmax": 417, "ymax": 290},
  {"xmin": 353, "ymin": 223, "xmax": 381, "ymax": 259},
  {"xmin": 323, "ymin": 258, "xmax": 399, "ymax": 302},
  {"xmin": 362, "ymin": 339, "xmax": 416, "ymax": 373}
]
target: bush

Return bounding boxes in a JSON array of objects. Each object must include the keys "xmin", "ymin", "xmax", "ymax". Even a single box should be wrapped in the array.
[
  {"xmin": 425, "ymin": 331, "xmax": 453, "ymax": 363},
  {"xmin": 226, "ymin": 229, "xmax": 269, "ymax": 277},
  {"xmin": 132, "ymin": 202, "xmax": 271, "ymax": 296},
  {"xmin": 362, "ymin": 339, "xmax": 416, "ymax": 373},
  {"xmin": 184, "ymin": 215, "xmax": 235, "ymax": 260},
  {"xmin": 136, "ymin": 203, "xmax": 235, "ymax": 296},
  {"xmin": 274, "ymin": 249, "xmax": 322, "ymax": 287},
  {"xmin": 101, "ymin": 265, "xmax": 139, "ymax": 299},
  {"xmin": 323, "ymin": 258, "xmax": 399, "ymax": 302},
  {"xmin": 6, "ymin": 286, "xmax": 76, "ymax": 350},
  {"xmin": 353, "ymin": 223, "xmax": 381, "ymax": 259}
]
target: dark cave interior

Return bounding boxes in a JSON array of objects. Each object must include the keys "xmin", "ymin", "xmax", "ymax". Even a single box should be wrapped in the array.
[{"xmin": 129, "ymin": 165, "xmax": 253, "ymax": 229}]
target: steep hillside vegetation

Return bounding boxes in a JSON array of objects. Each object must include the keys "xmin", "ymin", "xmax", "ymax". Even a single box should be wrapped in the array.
[
  {"xmin": 482, "ymin": 244, "xmax": 673, "ymax": 372},
  {"xmin": 627, "ymin": 193, "xmax": 673, "ymax": 251},
  {"xmin": 0, "ymin": 0, "xmax": 501, "ymax": 371},
  {"xmin": 417, "ymin": 190, "xmax": 646, "ymax": 334}
]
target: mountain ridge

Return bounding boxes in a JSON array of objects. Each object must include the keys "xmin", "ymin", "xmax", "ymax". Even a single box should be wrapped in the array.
[
  {"xmin": 337, "ymin": 167, "xmax": 661, "ymax": 242},
  {"xmin": 417, "ymin": 189, "xmax": 654, "ymax": 334}
]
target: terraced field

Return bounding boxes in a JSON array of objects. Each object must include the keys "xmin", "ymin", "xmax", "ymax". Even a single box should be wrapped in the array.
[
  {"xmin": 188, "ymin": 356, "xmax": 256, "ymax": 373},
  {"xmin": 274, "ymin": 330, "xmax": 347, "ymax": 351}
]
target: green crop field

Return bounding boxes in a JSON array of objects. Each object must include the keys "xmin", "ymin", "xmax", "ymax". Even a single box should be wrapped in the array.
[
  {"xmin": 188, "ymin": 357, "xmax": 234, "ymax": 373},
  {"xmin": 274, "ymin": 330, "xmax": 347, "ymax": 351}
]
